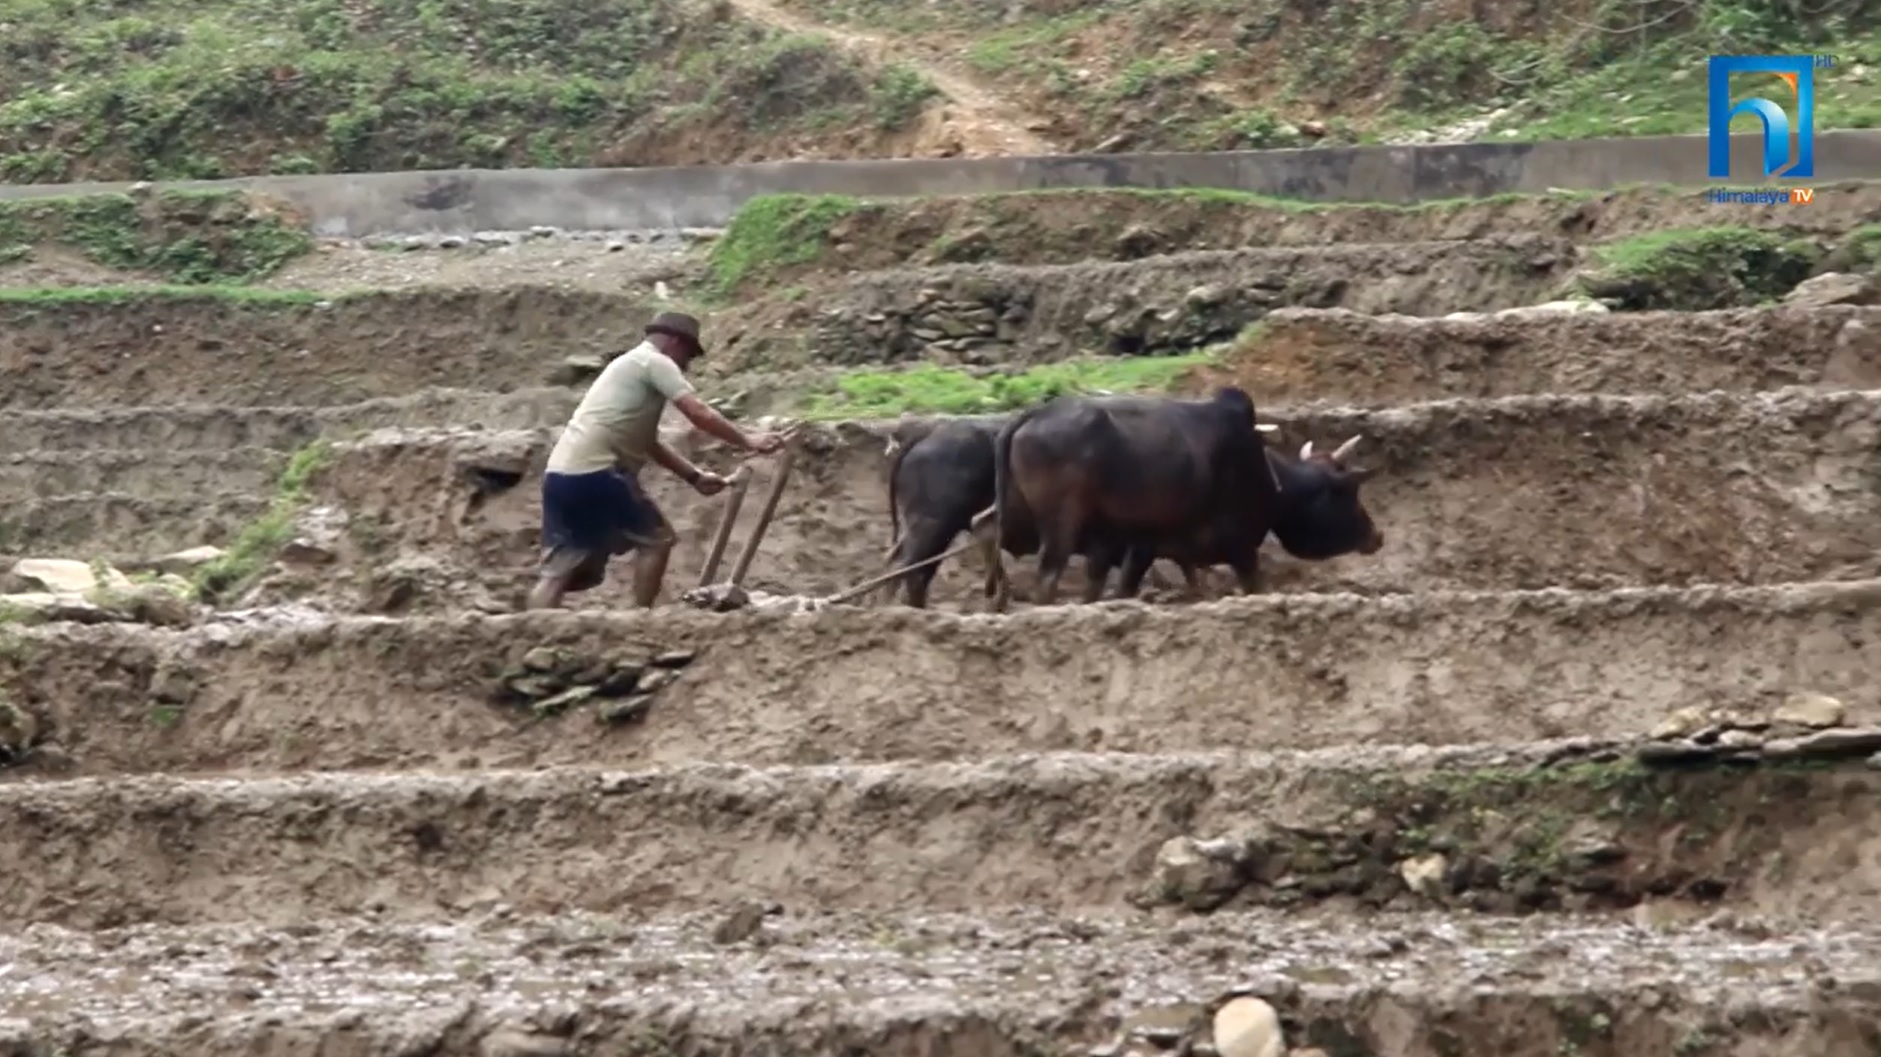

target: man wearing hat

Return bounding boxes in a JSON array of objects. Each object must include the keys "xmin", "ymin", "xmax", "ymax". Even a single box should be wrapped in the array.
[{"xmin": 527, "ymin": 311, "xmax": 785, "ymax": 610}]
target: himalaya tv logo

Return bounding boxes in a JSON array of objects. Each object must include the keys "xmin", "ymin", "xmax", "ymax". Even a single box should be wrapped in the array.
[{"xmin": 1706, "ymin": 53, "xmax": 1833, "ymax": 180}]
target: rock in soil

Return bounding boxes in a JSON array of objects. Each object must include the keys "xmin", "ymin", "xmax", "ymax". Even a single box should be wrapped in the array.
[
  {"xmin": 1772, "ymin": 691, "xmax": 1847, "ymax": 729},
  {"xmin": 1212, "ymin": 996, "xmax": 1285, "ymax": 1057}
]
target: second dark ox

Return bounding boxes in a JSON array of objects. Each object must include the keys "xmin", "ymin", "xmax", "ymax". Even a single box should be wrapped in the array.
[{"xmin": 972, "ymin": 387, "xmax": 1384, "ymax": 609}]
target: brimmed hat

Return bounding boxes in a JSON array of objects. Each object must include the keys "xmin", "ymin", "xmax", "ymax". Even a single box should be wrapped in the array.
[{"xmin": 646, "ymin": 311, "xmax": 706, "ymax": 356}]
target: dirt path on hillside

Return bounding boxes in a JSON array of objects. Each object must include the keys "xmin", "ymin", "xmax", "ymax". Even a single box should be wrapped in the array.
[{"xmin": 721, "ymin": 0, "xmax": 1061, "ymax": 157}]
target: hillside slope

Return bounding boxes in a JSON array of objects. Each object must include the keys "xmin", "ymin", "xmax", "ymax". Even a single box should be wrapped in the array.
[
  {"xmin": 760, "ymin": 0, "xmax": 1879, "ymax": 151},
  {"xmin": 0, "ymin": 0, "xmax": 953, "ymax": 182},
  {"xmin": 2, "ymin": 0, "xmax": 1874, "ymax": 182}
]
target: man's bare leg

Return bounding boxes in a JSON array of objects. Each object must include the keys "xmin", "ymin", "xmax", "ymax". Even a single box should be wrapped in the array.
[
  {"xmin": 630, "ymin": 538, "xmax": 674, "ymax": 608},
  {"xmin": 526, "ymin": 571, "xmax": 570, "ymax": 610},
  {"xmin": 526, "ymin": 547, "xmax": 597, "ymax": 611}
]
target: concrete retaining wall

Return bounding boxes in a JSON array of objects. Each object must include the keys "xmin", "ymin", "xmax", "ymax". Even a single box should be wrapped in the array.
[{"xmin": 3, "ymin": 131, "xmax": 1877, "ymax": 236}]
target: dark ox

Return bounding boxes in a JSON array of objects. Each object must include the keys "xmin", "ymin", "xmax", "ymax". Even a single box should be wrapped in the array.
[
  {"xmin": 974, "ymin": 387, "xmax": 1384, "ymax": 610},
  {"xmin": 878, "ymin": 413, "xmax": 1189, "ymax": 607},
  {"xmin": 878, "ymin": 414, "xmax": 1012, "ymax": 608}
]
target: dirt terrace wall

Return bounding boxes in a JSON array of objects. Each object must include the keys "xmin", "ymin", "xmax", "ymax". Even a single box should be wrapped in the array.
[
  {"xmin": 4, "ymin": 585, "xmax": 1878, "ymax": 776},
  {"xmin": 0, "ymin": 389, "xmax": 575, "ymax": 453},
  {"xmin": 0, "ymin": 745, "xmax": 1875, "ymax": 927},
  {"xmin": 314, "ymin": 389, "xmax": 1881, "ymax": 608},
  {"xmin": 3, "ymin": 131, "xmax": 1877, "ymax": 232},
  {"xmin": 0, "ymin": 291, "xmax": 647, "ymax": 410},
  {"xmin": 1, "ymin": 493, "xmax": 267, "ymax": 556},
  {"xmin": 1225, "ymin": 306, "xmax": 1881, "ymax": 406},
  {"xmin": 731, "ymin": 237, "xmax": 1578, "ymax": 370}
]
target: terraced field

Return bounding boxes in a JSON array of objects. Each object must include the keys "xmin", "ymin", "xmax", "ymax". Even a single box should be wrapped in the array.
[{"xmin": 2, "ymin": 178, "xmax": 1881, "ymax": 1057}]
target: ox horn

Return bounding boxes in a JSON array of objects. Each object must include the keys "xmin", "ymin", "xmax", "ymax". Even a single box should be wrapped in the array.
[
  {"xmin": 1330, "ymin": 435, "xmax": 1363, "ymax": 463},
  {"xmin": 883, "ymin": 436, "xmax": 901, "ymax": 458},
  {"xmin": 1254, "ymin": 422, "xmax": 1278, "ymax": 433},
  {"xmin": 1299, "ymin": 440, "xmax": 1314, "ymax": 460}
]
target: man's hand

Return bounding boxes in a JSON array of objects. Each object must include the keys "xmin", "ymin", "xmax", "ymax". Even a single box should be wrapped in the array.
[
  {"xmin": 692, "ymin": 471, "xmax": 732, "ymax": 496},
  {"xmin": 747, "ymin": 431, "xmax": 787, "ymax": 454}
]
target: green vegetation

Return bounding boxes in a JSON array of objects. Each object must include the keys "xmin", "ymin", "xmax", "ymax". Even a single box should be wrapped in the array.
[
  {"xmin": 192, "ymin": 440, "xmax": 332, "ymax": 603},
  {"xmin": 1575, "ymin": 226, "xmax": 1821, "ymax": 310},
  {"xmin": 778, "ymin": 0, "xmax": 1877, "ymax": 150},
  {"xmin": 710, "ymin": 193, "xmax": 863, "ymax": 295},
  {"xmin": 1824, "ymin": 223, "xmax": 1881, "ymax": 275},
  {"xmin": 0, "ymin": 284, "xmax": 326, "ymax": 306},
  {"xmin": 802, "ymin": 354, "xmax": 1215, "ymax": 417},
  {"xmin": 0, "ymin": 0, "xmax": 937, "ymax": 182},
  {"xmin": 0, "ymin": 190, "xmax": 312, "ymax": 282}
]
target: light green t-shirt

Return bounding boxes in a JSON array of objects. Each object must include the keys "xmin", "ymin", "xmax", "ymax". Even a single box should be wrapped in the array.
[{"xmin": 545, "ymin": 341, "xmax": 696, "ymax": 475}]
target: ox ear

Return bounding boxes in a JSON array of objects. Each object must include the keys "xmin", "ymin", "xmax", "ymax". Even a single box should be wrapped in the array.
[{"xmin": 1342, "ymin": 466, "xmax": 1377, "ymax": 484}]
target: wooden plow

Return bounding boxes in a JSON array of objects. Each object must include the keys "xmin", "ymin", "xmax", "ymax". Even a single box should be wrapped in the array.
[{"xmin": 682, "ymin": 424, "xmax": 981, "ymax": 612}]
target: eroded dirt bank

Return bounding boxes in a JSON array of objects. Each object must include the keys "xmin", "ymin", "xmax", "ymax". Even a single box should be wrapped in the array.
[
  {"xmin": 1, "ymin": 492, "xmax": 268, "ymax": 556},
  {"xmin": 1209, "ymin": 305, "xmax": 1881, "ymax": 406},
  {"xmin": 780, "ymin": 179, "xmax": 1881, "ymax": 283},
  {"xmin": 0, "ymin": 289, "xmax": 653, "ymax": 410},
  {"xmin": 1, "ymin": 911, "xmax": 1877, "ymax": 1057},
  {"xmin": 0, "ymin": 387, "xmax": 576, "ymax": 454},
  {"xmin": 721, "ymin": 237, "xmax": 1580, "ymax": 371},
  {"xmin": 297, "ymin": 389, "xmax": 1881, "ymax": 610},
  {"xmin": 2, "ymin": 585, "xmax": 1878, "ymax": 775},
  {"xmin": 0, "ymin": 747, "xmax": 1874, "ymax": 927}
]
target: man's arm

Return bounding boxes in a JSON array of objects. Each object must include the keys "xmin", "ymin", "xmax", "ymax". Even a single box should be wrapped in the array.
[
  {"xmin": 642, "ymin": 352, "xmax": 762, "ymax": 452},
  {"xmin": 674, "ymin": 393, "xmax": 769, "ymax": 452},
  {"xmin": 647, "ymin": 437, "xmax": 705, "ymax": 486}
]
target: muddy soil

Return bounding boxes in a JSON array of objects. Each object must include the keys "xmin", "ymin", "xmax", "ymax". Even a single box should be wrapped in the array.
[
  {"xmin": 0, "ymin": 289, "xmax": 656, "ymax": 410},
  {"xmin": 0, "ymin": 449, "xmax": 284, "ymax": 500},
  {"xmin": 0, "ymin": 910, "xmax": 1876, "ymax": 1057},
  {"xmin": 775, "ymin": 179, "xmax": 1881, "ymax": 288},
  {"xmin": 3, "ymin": 583, "xmax": 1876, "ymax": 775},
  {"xmin": 283, "ymin": 389, "xmax": 1881, "ymax": 613},
  {"xmin": 0, "ymin": 388, "xmax": 577, "ymax": 454},
  {"xmin": 0, "ymin": 492, "xmax": 267, "ymax": 556},
  {"xmin": 718, "ymin": 237, "xmax": 1580, "ymax": 371},
  {"xmin": 1207, "ymin": 305, "xmax": 1881, "ymax": 407},
  {"xmin": 0, "ymin": 748, "xmax": 1874, "ymax": 928}
]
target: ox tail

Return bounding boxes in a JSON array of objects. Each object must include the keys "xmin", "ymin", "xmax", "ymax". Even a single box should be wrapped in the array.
[
  {"xmin": 884, "ymin": 432, "xmax": 910, "ymax": 560},
  {"xmin": 978, "ymin": 408, "xmax": 1031, "ymax": 602}
]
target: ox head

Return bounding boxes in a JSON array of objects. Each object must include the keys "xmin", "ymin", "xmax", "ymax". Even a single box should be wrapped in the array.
[{"xmin": 1268, "ymin": 434, "xmax": 1385, "ymax": 559}]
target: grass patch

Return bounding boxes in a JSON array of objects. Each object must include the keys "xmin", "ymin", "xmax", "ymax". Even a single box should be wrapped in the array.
[
  {"xmin": 1824, "ymin": 223, "xmax": 1881, "ymax": 275},
  {"xmin": 0, "ymin": 285, "xmax": 331, "ymax": 306},
  {"xmin": 191, "ymin": 441, "xmax": 332, "ymax": 603},
  {"xmin": 0, "ymin": 0, "xmax": 931, "ymax": 182},
  {"xmin": 0, "ymin": 190, "xmax": 313, "ymax": 282},
  {"xmin": 759, "ymin": 0, "xmax": 1878, "ymax": 152},
  {"xmin": 802, "ymin": 353, "xmax": 1215, "ymax": 417},
  {"xmin": 1576, "ymin": 226, "xmax": 1822, "ymax": 310},
  {"xmin": 709, "ymin": 193, "xmax": 864, "ymax": 295}
]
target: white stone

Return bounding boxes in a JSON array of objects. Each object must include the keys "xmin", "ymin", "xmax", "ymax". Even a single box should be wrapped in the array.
[
  {"xmin": 1398, "ymin": 852, "xmax": 1448, "ymax": 898},
  {"xmin": 1212, "ymin": 996, "xmax": 1285, "ymax": 1057},
  {"xmin": 10, "ymin": 558, "xmax": 128, "ymax": 595},
  {"xmin": 1773, "ymin": 692, "xmax": 1846, "ymax": 729}
]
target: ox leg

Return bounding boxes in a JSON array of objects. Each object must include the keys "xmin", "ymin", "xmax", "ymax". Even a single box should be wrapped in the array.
[
  {"xmin": 1081, "ymin": 539, "xmax": 1124, "ymax": 604},
  {"xmin": 1035, "ymin": 529, "xmax": 1073, "ymax": 606},
  {"xmin": 1180, "ymin": 564, "xmax": 1205, "ymax": 599},
  {"xmin": 897, "ymin": 517, "xmax": 954, "ymax": 610},
  {"xmin": 1115, "ymin": 546, "xmax": 1155, "ymax": 599},
  {"xmin": 1225, "ymin": 550, "xmax": 1262, "ymax": 596}
]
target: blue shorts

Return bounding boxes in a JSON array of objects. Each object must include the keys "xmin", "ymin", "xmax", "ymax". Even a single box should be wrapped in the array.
[{"xmin": 538, "ymin": 468, "xmax": 670, "ymax": 592}]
